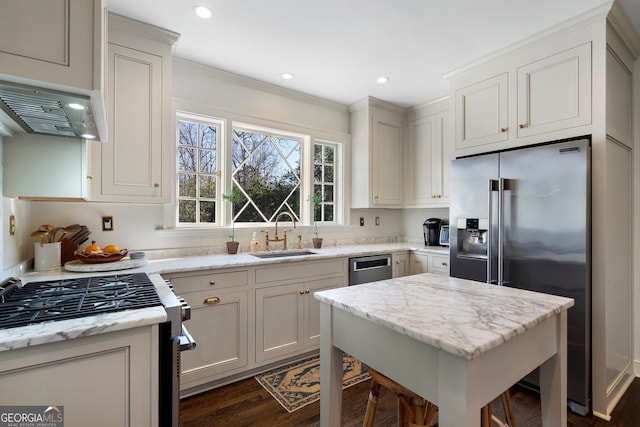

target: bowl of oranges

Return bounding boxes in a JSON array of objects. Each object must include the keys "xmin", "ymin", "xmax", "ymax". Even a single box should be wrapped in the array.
[{"xmin": 74, "ymin": 241, "xmax": 128, "ymax": 263}]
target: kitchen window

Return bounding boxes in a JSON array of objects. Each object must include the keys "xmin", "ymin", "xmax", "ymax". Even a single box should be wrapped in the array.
[
  {"xmin": 176, "ymin": 113, "xmax": 223, "ymax": 226},
  {"xmin": 175, "ymin": 112, "xmax": 342, "ymax": 228}
]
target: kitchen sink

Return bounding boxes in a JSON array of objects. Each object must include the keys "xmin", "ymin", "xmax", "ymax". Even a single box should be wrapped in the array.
[{"xmin": 251, "ymin": 250, "xmax": 317, "ymax": 259}]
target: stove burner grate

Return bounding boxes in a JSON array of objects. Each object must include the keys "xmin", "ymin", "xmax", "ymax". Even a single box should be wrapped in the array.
[{"xmin": 0, "ymin": 273, "xmax": 162, "ymax": 329}]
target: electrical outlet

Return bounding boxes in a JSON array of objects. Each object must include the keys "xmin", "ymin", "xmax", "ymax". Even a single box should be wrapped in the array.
[
  {"xmin": 360, "ymin": 217, "xmax": 364, "ymax": 226},
  {"xmin": 102, "ymin": 216, "xmax": 114, "ymax": 231},
  {"xmin": 375, "ymin": 216, "xmax": 380, "ymax": 226},
  {"xmin": 9, "ymin": 215, "xmax": 15, "ymax": 236}
]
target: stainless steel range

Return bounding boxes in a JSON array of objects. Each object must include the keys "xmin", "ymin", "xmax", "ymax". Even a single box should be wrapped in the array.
[
  {"xmin": 0, "ymin": 272, "xmax": 195, "ymax": 427},
  {"xmin": 0, "ymin": 273, "xmax": 163, "ymax": 327}
]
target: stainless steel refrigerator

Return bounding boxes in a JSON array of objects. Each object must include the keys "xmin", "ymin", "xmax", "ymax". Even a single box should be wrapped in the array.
[{"xmin": 449, "ymin": 137, "xmax": 591, "ymax": 415}]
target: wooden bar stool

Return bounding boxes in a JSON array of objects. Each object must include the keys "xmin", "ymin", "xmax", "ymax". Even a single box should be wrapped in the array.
[
  {"xmin": 363, "ymin": 366, "xmax": 516, "ymax": 427},
  {"xmin": 364, "ymin": 367, "xmax": 437, "ymax": 427}
]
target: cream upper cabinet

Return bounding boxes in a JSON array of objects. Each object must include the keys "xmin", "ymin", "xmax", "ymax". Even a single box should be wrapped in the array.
[
  {"xmin": 517, "ymin": 43, "xmax": 592, "ymax": 138},
  {"xmin": 405, "ymin": 104, "xmax": 452, "ymax": 207},
  {"xmin": 451, "ymin": 43, "xmax": 592, "ymax": 157},
  {"xmin": 454, "ymin": 73, "xmax": 509, "ymax": 151},
  {"xmin": 0, "ymin": 0, "xmax": 105, "ymax": 94},
  {"xmin": 350, "ymin": 97, "xmax": 404, "ymax": 208},
  {"xmin": 89, "ymin": 13, "xmax": 179, "ymax": 203}
]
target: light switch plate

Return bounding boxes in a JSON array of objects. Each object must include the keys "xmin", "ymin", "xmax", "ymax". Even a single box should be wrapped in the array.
[{"xmin": 102, "ymin": 216, "xmax": 113, "ymax": 231}]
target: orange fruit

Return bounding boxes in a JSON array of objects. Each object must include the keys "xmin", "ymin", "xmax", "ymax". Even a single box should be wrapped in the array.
[
  {"xmin": 84, "ymin": 241, "xmax": 101, "ymax": 254},
  {"xmin": 103, "ymin": 244, "xmax": 119, "ymax": 254}
]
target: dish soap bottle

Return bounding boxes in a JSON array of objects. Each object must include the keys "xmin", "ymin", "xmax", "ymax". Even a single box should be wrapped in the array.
[{"xmin": 250, "ymin": 232, "xmax": 260, "ymax": 252}]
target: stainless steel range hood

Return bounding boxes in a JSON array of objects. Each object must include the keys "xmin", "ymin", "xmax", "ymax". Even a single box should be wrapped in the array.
[{"xmin": 0, "ymin": 81, "xmax": 102, "ymax": 141}]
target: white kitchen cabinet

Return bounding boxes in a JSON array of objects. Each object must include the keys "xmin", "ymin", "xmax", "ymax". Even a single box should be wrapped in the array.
[
  {"xmin": 454, "ymin": 73, "xmax": 509, "ymax": 152},
  {"xmin": 0, "ymin": 326, "xmax": 159, "ymax": 427},
  {"xmin": 392, "ymin": 252, "xmax": 410, "ymax": 278},
  {"xmin": 167, "ymin": 269, "xmax": 249, "ymax": 390},
  {"xmin": 255, "ymin": 277, "xmax": 342, "ymax": 362},
  {"xmin": 517, "ymin": 43, "xmax": 591, "ymax": 138},
  {"xmin": 350, "ymin": 97, "xmax": 404, "ymax": 208},
  {"xmin": 451, "ymin": 43, "xmax": 592, "ymax": 157},
  {"xmin": 0, "ymin": 0, "xmax": 105, "ymax": 96},
  {"xmin": 410, "ymin": 251, "xmax": 449, "ymax": 276},
  {"xmin": 405, "ymin": 103, "xmax": 452, "ymax": 207},
  {"xmin": 254, "ymin": 258, "xmax": 346, "ymax": 363},
  {"xmin": 88, "ymin": 13, "xmax": 178, "ymax": 203}
]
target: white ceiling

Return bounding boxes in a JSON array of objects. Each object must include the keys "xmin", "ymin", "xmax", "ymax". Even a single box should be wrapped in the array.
[{"xmin": 107, "ymin": 0, "xmax": 638, "ymax": 108}]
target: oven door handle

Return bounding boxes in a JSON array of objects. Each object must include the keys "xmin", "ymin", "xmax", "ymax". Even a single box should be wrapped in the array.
[{"xmin": 178, "ymin": 325, "xmax": 197, "ymax": 351}]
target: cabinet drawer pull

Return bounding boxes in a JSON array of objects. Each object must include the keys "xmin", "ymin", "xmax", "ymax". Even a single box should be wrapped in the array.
[
  {"xmin": 204, "ymin": 296, "xmax": 221, "ymax": 304},
  {"xmin": 209, "ymin": 280, "xmax": 216, "ymax": 286}
]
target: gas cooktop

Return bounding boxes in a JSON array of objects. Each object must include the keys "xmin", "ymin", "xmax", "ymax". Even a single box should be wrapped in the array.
[{"xmin": 0, "ymin": 273, "xmax": 162, "ymax": 329}]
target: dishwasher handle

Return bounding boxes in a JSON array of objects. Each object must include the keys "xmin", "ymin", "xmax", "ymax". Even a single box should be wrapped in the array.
[{"xmin": 352, "ymin": 257, "xmax": 391, "ymax": 272}]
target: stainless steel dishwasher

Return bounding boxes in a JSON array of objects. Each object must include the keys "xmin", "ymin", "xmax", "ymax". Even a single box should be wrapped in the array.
[{"xmin": 348, "ymin": 254, "xmax": 393, "ymax": 285}]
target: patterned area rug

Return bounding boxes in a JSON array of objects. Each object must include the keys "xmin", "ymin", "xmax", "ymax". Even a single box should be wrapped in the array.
[{"xmin": 255, "ymin": 354, "xmax": 369, "ymax": 413}]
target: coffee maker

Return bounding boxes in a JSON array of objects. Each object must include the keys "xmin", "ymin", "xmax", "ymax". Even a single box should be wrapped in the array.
[{"xmin": 423, "ymin": 218, "xmax": 442, "ymax": 246}]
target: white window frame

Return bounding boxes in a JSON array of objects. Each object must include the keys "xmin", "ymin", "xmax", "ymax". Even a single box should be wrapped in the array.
[
  {"xmin": 175, "ymin": 111, "xmax": 224, "ymax": 228},
  {"xmin": 169, "ymin": 111, "xmax": 345, "ymax": 231}
]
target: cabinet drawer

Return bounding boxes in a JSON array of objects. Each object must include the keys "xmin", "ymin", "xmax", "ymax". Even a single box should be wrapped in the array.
[
  {"xmin": 430, "ymin": 254, "xmax": 450, "ymax": 274},
  {"xmin": 255, "ymin": 259, "xmax": 346, "ymax": 285},
  {"xmin": 170, "ymin": 270, "xmax": 248, "ymax": 294}
]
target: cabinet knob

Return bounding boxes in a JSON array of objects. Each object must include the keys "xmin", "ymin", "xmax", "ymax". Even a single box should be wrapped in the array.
[
  {"xmin": 299, "ymin": 289, "xmax": 305, "ymax": 295},
  {"xmin": 209, "ymin": 280, "xmax": 216, "ymax": 286},
  {"xmin": 518, "ymin": 124, "xmax": 527, "ymax": 129},
  {"xmin": 204, "ymin": 296, "xmax": 221, "ymax": 304},
  {"xmin": 87, "ymin": 175, "xmax": 93, "ymax": 180},
  {"xmin": 442, "ymin": 262, "xmax": 448, "ymax": 266},
  {"xmin": 396, "ymin": 260, "xmax": 400, "ymax": 264},
  {"xmin": 499, "ymin": 127, "xmax": 507, "ymax": 133},
  {"xmin": 374, "ymin": 195, "xmax": 379, "ymax": 199},
  {"xmin": 154, "ymin": 182, "xmax": 160, "ymax": 187},
  {"xmin": 305, "ymin": 289, "xmax": 310, "ymax": 294}
]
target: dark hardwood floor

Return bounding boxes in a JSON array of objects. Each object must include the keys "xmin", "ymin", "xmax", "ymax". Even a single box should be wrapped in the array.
[{"xmin": 180, "ymin": 376, "xmax": 640, "ymax": 426}]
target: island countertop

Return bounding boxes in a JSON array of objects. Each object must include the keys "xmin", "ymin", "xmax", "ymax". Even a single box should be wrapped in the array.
[{"xmin": 314, "ymin": 273, "xmax": 574, "ymax": 360}]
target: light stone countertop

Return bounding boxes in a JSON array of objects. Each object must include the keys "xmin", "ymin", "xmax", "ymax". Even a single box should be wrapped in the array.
[
  {"xmin": 1, "ymin": 243, "xmax": 448, "ymax": 352},
  {"xmin": 315, "ymin": 273, "xmax": 574, "ymax": 360}
]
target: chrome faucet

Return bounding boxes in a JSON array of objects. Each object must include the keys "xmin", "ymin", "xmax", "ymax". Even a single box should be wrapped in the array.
[{"xmin": 262, "ymin": 211, "xmax": 297, "ymax": 251}]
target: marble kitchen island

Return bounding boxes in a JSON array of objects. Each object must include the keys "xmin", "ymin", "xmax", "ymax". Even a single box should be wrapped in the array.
[{"xmin": 315, "ymin": 273, "xmax": 574, "ymax": 427}]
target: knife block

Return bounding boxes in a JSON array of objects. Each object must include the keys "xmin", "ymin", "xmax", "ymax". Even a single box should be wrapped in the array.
[{"xmin": 60, "ymin": 238, "xmax": 78, "ymax": 265}]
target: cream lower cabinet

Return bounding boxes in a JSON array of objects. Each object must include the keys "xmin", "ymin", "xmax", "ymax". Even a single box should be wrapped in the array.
[
  {"xmin": 0, "ymin": 326, "xmax": 158, "ymax": 427},
  {"xmin": 167, "ymin": 269, "xmax": 249, "ymax": 391},
  {"xmin": 254, "ymin": 258, "xmax": 347, "ymax": 363},
  {"xmin": 255, "ymin": 277, "xmax": 343, "ymax": 363},
  {"xmin": 410, "ymin": 252, "xmax": 450, "ymax": 276},
  {"xmin": 392, "ymin": 252, "xmax": 410, "ymax": 278},
  {"xmin": 180, "ymin": 289, "xmax": 248, "ymax": 390}
]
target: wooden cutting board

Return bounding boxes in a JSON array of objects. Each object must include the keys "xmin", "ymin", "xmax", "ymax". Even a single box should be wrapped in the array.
[{"xmin": 64, "ymin": 258, "xmax": 147, "ymax": 272}]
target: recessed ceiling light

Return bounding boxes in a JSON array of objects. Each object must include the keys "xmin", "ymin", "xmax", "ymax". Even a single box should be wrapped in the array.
[
  {"xmin": 193, "ymin": 5, "xmax": 212, "ymax": 19},
  {"xmin": 282, "ymin": 73, "xmax": 294, "ymax": 80},
  {"xmin": 377, "ymin": 76, "xmax": 389, "ymax": 84},
  {"xmin": 68, "ymin": 103, "xmax": 86, "ymax": 110}
]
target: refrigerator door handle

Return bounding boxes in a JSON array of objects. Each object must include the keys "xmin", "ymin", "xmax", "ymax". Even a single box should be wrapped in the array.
[
  {"xmin": 497, "ymin": 178, "xmax": 506, "ymax": 286},
  {"xmin": 487, "ymin": 179, "xmax": 499, "ymax": 284}
]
